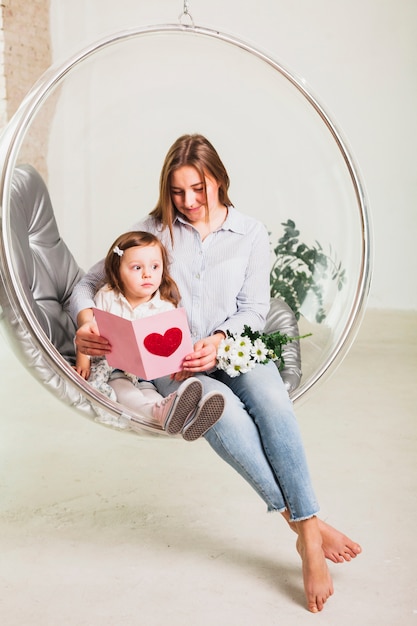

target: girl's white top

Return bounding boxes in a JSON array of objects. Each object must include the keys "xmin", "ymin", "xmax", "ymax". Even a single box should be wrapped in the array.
[{"xmin": 94, "ymin": 286, "xmax": 174, "ymax": 319}]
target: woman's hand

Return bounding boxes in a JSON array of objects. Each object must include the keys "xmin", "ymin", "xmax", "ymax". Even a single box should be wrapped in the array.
[
  {"xmin": 75, "ymin": 309, "xmax": 111, "ymax": 357},
  {"xmin": 171, "ymin": 333, "xmax": 224, "ymax": 382}
]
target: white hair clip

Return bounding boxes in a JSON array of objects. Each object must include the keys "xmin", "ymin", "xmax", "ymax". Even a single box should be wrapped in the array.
[{"xmin": 113, "ymin": 245, "xmax": 124, "ymax": 257}]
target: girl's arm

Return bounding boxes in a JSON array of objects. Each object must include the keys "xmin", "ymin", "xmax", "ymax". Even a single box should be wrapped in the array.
[{"xmin": 75, "ymin": 349, "xmax": 91, "ymax": 379}]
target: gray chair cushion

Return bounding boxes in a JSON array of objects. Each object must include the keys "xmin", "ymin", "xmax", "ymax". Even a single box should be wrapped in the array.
[
  {"xmin": 265, "ymin": 297, "xmax": 302, "ymax": 393},
  {"xmin": 9, "ymin": 164, "xmax": 84, "ymax": 362}
]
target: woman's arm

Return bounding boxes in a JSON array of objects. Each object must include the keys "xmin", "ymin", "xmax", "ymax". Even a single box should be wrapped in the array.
[
  {"xmin": 70, "ymin": 259, "xmax": 111, "ymax": 356},
  {"xmin": 171, "ymin": 332, "xmax": 225, "ymax": 381},
  {"xmin": 211, "ymin": 220, "xmax": 271, "ymax": 337},
  {"xmin": 171, "ymin": 216, "xmax": 271, "ymax": 379},
  {"xmin": 69, "ymin": 259, "xmax": 106, "ymax": 323}
]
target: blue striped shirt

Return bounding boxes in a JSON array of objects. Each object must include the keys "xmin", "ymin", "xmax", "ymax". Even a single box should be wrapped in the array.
[{"xmin": 70, "ymin": 206, "xmax": 271, "ymax": 341}]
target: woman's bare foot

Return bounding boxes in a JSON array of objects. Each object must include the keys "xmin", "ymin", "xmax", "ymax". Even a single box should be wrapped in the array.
[
  {"xmin": 295, "ymin": 517, "xmax": 334, "ymax": 612},
  {"xmin": 317, "ymin": 518, "xmax": 362, "ymax": 563},
  {"xmin": 281, "ymin": 510, "xmax": 362, "ymax": 563}
]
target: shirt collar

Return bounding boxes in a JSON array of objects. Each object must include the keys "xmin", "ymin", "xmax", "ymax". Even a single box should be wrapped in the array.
[
  {"xmin": 116, "ymin": 289, "xmax": 165, "ymax": 311},
  {"xmin": 174, "ymin": 205, "xmax": 246, "ymax": 235}
]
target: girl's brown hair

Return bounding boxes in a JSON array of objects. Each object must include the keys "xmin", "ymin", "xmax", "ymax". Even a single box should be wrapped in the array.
[
  {"xmin": 150, "ymin": 134, "xmax": 233, "ymax": 241},
  {"xmin": 103, "ymin": 231, "xmax": 181, "ymax": 306}
]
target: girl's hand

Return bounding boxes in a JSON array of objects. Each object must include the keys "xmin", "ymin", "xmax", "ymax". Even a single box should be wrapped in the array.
[
  {"xmin": 74, "ymin": 362, "xmax": 91, "ymax": 380},
  {"xmin": 171, "ymin": 333, "xmax": 224, "ymax": 381}
]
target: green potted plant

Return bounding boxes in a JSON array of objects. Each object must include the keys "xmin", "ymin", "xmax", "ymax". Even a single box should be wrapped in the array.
[{"xmin": 270, "ymin": 219, "xmax": 346, "ymax": 323}]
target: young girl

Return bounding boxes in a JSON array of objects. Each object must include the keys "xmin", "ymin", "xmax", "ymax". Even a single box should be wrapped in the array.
[{"xmin": 75, "ymin": 230, "xmax": 225, "ymax": 442}]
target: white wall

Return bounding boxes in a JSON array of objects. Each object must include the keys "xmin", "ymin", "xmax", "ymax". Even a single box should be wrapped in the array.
[{"xmin": 47, "ymin": 0, "xmax": 417, "ymax": 311}]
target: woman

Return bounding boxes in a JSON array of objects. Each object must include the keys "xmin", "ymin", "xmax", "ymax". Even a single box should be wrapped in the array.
[{"xmin": 71, "ymin": 134, "xmax": 361, "ymax": 612}]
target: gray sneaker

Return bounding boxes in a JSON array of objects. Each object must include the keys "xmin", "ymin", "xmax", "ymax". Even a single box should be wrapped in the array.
[
  {"xmin": 182, "ymin": 391, "xmax": 225, "ymax": 442},
  {"xmin": 152, "ymin": 378, "xmax": 203, "ymax": 435}
]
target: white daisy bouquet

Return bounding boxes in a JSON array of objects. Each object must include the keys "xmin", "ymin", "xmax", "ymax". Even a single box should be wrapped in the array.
[{"xmin": 216, "ymin": 325, "xmax": 311, "ymax": 378}]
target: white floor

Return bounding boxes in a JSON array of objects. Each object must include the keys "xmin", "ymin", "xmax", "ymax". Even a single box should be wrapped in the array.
[{"xmin": 0, "ymin": 309, "xmax": 416, "ymax": 625}]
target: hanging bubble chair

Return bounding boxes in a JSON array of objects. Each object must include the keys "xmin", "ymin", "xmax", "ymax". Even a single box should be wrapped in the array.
[{"xmin": 0, "ymin": 21, "xmax": 372, "ymax": 435}]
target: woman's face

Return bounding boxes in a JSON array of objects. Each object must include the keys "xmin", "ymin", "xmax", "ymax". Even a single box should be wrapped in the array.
[{"xmin": 170, "ymin": 165, "xmax": 221, "ymax": 223}]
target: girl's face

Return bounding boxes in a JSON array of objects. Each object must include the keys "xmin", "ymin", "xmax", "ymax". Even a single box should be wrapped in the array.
[
  {"xmin": 119, "ymin": 243, "xmax": 163, "ymax": 307},
  {"xmin": 170, "ymin": 165, "xmax": 221, "ymax": 223}
]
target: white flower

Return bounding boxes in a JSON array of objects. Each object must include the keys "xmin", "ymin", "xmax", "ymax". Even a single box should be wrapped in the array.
[
  {"xmin": 217, "ymin": 337, "xmax": 237, "ymax": 360},
  {"xmin": 224, "ymin": 363, "xmax": 244, "ymax": 377},
  {"xmin": 217, "ymin": 331, "xmax": 266, "ymax": 377},
  {"xmin": 251, "ymin": 338, "xmax": 269, "ymax": 362},
  {"xmin": 234, "ymin": 337, "xmax": 252, "ymax": 360},
  {"xmin": 216, "ymin": 325, "xmax": 308, "ymax": 377}
]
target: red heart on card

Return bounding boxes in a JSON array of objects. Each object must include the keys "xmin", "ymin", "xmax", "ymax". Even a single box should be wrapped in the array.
[{"xmin": 143, "ymin": 327, "xmax": 183, "ymax": 357}]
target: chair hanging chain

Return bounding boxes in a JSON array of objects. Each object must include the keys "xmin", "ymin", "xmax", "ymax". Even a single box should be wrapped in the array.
[{"xmin": 178, "ymin": 0, "xmax": 195, "ymax": 26}]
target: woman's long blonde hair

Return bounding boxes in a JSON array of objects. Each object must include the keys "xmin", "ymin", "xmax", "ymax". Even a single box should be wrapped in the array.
[
  {"xmin": 103, "ymin": 231, "xmax": 181, "ymax": 306},
  {"xmin": 150, "ymin": 134, "xmax": 233, "ymax": 241}
]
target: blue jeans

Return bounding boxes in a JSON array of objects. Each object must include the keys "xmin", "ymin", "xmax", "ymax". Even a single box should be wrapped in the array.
[{"xmin": 155, "ymin": 361, "xmax": 319, "ymax": 522}]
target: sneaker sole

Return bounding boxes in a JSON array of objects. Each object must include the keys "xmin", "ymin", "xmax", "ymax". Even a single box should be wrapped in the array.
[
  {"xmin": 182, "ymin": 393, "xmax": 225, "ymax": 442},
  {"xmin": 165, "ymin": 380, "xmax": 203, "ymax": 435}
]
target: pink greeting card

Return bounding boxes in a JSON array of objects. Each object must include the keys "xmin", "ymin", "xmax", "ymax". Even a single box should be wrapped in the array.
[{"xmin": 92, "ymin": 307, "xmax": 194, "ymax": 380}]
